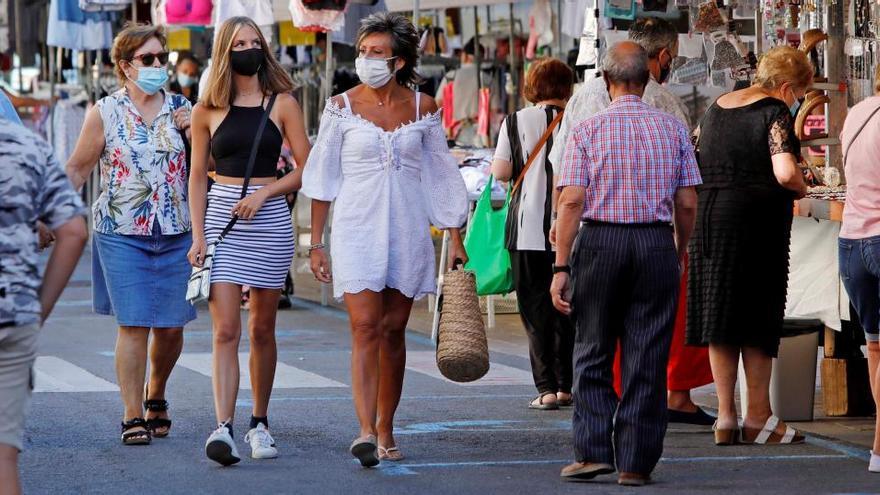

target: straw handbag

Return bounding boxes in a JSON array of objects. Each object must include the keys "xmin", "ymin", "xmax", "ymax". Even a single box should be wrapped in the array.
[{"xmin": 436, "ymin": 264, "xmax": 490, "ymax": 382}]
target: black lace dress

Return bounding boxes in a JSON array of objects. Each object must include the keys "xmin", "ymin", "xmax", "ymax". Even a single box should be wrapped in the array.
[{"xmin": 686, "ymin": 98, "xmax": 799, "ymax": 357}]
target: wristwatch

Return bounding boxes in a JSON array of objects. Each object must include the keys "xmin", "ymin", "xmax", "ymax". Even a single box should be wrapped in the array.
[{"xmin": 552, "ymin": 264, "xmax": 571, "ymax": 274}]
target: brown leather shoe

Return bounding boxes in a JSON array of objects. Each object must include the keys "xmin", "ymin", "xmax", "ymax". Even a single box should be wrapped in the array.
[
  {"xmin": 618, "ymin": 472, "xmax": 651, "ymax": 486},
  {"xmin": 560, "ymin": 461, "xmax": 615, "ymax": 480}
]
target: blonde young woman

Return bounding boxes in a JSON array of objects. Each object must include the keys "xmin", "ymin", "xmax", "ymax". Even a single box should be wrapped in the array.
[
  {"xmin": 188, "ymin": 16, "xmax": 310, "ymax": 466},
  {"xmin": 303, "ymin": 12, "xmax": 468, "ymax": 467}
]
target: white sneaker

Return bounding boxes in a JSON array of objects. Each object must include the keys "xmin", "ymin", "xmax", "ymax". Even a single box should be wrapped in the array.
[
  {"xmin": 245, "ymin": 423, "xmax": 278, "ymax": 459},
  {"xmin": 870, "ymin": 450, "xmax": 880, "ymax": 473},
  {"xmin": 205, "ymin": 424, "xmax": 241, "ymax": 466}
]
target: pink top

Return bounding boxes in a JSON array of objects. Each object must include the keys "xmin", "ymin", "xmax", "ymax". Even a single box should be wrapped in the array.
[
  {"xmin": 165, "ymin": 0, "xmax": 213, "ymax": 26},
  {"xmin": 840, "ymin": 96, "xmax": 880, "ymax": 239}
]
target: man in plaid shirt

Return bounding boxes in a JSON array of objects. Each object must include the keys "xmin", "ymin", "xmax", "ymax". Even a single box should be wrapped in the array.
[{"xmin": 551, "ymin": 41, "xmax": 700, "ymax": 486}]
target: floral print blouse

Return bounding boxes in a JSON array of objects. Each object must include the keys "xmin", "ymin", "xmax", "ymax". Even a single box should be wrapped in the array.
[{"xmin": 93, "ymin": 89, "xmax": 191, "ymax": 235}]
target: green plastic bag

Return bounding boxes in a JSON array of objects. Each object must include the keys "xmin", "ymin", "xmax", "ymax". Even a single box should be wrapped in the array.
[{"xmin": 464, "ymin": 176, "xmax": 514, "ymax": 296}]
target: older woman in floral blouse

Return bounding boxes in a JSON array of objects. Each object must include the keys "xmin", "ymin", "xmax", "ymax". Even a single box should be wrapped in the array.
[{"xmin": 66, "ymin": 24, "xmax": 194, "ymax": 446}]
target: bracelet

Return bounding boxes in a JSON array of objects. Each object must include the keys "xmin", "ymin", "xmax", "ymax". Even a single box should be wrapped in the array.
[
  {"xmin": 308, "ymin": 243, "xmax": 325, "ymax": 254},
  {"xmin": 552, "ymin": 264, "xmax": 571, "ymax": 274}
]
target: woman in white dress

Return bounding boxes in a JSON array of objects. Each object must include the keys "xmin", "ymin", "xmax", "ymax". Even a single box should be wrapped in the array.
[{"xmin": 303, "ymin": 12, "xmax": 469, "ymax": 467}]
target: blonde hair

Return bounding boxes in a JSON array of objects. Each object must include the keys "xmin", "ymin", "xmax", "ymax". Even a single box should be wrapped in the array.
[
  {"xmin": 754, "ymin": 46, "xmax": 813, "ymax": 92},
  {"xmin": 111, "ymin": 23, "xmax": 167, "ymax": 86},
  {"xmin": 201, "ymin": 17, "xmax": 293, "ymax": 109}
]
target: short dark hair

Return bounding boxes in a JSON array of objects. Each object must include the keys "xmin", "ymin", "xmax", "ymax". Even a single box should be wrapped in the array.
[
  {"xmin": 523, "ymin": 58, "xmax": 574, "ymax": 103},
  {"xmin": 463, "ymin": 37, "xmax": 485, "ymax": 58},
  {"xmin": 175, "ymin": 52, "xmax": 201, "ymax": 69},
  {"xmin": 628, "ymin": 17, "xmax": 678, "ymax": 58},
  {"xmin": 357, "ymin": 12, "xmax": 423, "ymax": 86}
]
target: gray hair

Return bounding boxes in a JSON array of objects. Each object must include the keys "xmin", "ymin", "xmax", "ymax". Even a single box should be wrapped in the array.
[
  {"xmin": 357, "ymin": 12, "xmax": 423, "ymax": 86},
  {"xmin": 604, "ymin": 42, "xmax": 650, "ymax": 88},
  {"xmin": 628, "ymin": 17, "xmax": 678, "ymax": 58}
]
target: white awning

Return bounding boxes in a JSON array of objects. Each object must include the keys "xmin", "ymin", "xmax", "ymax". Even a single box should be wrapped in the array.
[{"xmin": 385, "ymin": 0, "xmax": 513, "ymax": 11}]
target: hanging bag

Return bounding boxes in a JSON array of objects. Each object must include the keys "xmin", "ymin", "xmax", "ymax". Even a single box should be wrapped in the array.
[
  {"xmin": 463, "ymin": 176, "xmax": 514, "ymax": 296},
  {"xmin": 436, "ymin": 260, "xmax": 490, "ymax": 382},
  {"xmin": 186, "ymin": 94, "xmax": 277, "ymax": 304}
]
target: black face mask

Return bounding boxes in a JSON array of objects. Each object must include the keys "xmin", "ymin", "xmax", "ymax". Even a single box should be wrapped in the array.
[
  {"xmin": 230, "ymin": 48, "xmax": 264, "ymax": 76},
  {"xmin": 658, "ymin": 52, "xmax": 672, "ymax": 84}
]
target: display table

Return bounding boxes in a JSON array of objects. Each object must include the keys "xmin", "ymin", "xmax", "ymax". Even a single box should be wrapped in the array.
[{"xmin": 790, "ymin": 193, "xmax": 873, "ymax": 416}]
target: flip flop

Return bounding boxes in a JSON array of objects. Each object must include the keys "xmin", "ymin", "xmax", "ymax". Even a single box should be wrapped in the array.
[
  {"xmin": 529, "ymin": 393, "xmax": 559, "ymax": 410},
  {"xmin": 378, "ymin": 445, "xmax": 404, "ymax": 462},
  {"xmin": 350, "ymin": 435, "xmax": 380, "ymax": 468}
]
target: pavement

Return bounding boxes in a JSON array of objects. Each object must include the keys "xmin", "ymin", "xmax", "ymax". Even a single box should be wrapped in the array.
[{"xmin": 18, "ymin": 248, "xmax": 880, "ymax": 494}]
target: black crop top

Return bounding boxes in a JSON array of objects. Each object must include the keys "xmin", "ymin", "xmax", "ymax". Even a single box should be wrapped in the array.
[{"xmin": 211, "ymin": 100, "xmax": 282, "ymax": 178}]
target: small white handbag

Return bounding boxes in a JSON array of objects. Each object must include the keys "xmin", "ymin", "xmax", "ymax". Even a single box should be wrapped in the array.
[{"xmin": 186, "ymin": 243, "xmax": 215, "ymax": 304}]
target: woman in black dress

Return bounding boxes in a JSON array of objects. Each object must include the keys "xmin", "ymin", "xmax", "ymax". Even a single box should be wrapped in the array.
[{"xmin": 687, "ymin": 46, "xmax": 810, "ymax": 446}]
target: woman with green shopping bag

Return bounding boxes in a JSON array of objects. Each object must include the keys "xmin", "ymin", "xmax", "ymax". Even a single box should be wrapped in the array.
[{"xmin": 488, "ymin": 58, "xmax": 575, "ymax": 411}]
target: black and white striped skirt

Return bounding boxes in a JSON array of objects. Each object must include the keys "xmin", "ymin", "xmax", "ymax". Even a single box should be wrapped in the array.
[{"xmin": 205, "ymin": 184, "xmax": 295, "ymax": 289}]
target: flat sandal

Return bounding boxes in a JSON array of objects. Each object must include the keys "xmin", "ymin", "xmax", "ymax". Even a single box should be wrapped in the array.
[{"xmin": 378, "ymin": 445, "xmax": 404, "ymax": 462}]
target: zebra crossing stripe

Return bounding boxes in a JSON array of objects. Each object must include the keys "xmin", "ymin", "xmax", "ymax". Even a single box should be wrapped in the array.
[
  {"xmin": 175, "ymin": 353, "xmax": 348, "ymax": 389},
  {"xmin": 33, "ymin": 356, "xmax": 119, "ymax": 393},
  {"xmin": 405, "ymin": 351, "xmax": 535, "ymax": 386}
]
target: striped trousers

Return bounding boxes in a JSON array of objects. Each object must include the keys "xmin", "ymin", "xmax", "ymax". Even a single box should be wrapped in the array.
[{"xmin": 570, "ymin": 222, "xmax": 680, "ymax": 475}]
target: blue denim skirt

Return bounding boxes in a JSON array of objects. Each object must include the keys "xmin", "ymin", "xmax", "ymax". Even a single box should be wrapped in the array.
[{"xmin": 92, "ymin": 223, "xmax": 197, "ymax": 328}]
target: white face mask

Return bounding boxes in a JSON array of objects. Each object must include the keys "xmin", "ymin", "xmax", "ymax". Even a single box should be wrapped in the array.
[{"xmin": 355, "ymin": 56, "xmax": 397, "ymax": 89}]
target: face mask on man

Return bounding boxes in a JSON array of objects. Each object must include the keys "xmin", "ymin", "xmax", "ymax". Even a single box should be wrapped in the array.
[
  {"xmin": 230, "ymin": 48, "xmax": 265, "ymax": 76},
  {"xmin": 658, "ymin": 50, "xmax": 672, "ymax": 84},
  {"xmin": 355, "ymin": 56, "xmax": 398, "ymax": 89},
  {"xmin": 177, "ymin": 73, "xmax": 197, "ymax": 88},
  {"xmin": 129, "ymin": 66, "xmax": 169, "ymax": 95}
]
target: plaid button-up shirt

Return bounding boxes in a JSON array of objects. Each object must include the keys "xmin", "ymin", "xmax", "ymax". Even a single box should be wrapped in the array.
[{"xmin": 557, "ymin": 95, "xmax": 701, "ymax": 223}]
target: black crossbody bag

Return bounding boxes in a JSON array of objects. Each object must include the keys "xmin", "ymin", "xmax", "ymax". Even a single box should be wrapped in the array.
[{"xmin": 186, "ymin": 94, "xmax": 278, "ymax": 304}]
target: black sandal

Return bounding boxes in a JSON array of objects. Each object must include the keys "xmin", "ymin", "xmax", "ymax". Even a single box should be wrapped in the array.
[
  {"xmin": 121, "ymin": 418, "xmax": 152, "ymax": 445},
  {"xmin": 144, "ymin": 399, "xmax": 172, "ymax": 438}
]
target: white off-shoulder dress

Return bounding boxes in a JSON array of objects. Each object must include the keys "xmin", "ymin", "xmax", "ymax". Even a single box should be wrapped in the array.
[{"xmin": 302, "ymin": 91, "xmax": 469, "ymax": 300}]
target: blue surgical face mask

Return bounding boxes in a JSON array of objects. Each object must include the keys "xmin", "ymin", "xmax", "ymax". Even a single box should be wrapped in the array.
[
  {"xmin": 130, "ymin": 66, "xmax": 169, "ymax": 95},
  {"xmin": 177, "ymin": 73, "xmax": 197, "ymax": 88},
  {"xmin": 788, "ymin": 88, "xmax": 801, "ymax": 116}
]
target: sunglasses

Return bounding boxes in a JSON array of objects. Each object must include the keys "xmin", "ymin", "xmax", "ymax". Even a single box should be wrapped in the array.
[{"xmin": 129, "ymin": 52, "xmax": 169, "ymax": 66}]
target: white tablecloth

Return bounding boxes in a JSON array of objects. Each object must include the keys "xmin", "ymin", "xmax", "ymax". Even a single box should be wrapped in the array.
[{"xmin": 785, "ymin": 217, "xmax": 849, "ymax": 330}]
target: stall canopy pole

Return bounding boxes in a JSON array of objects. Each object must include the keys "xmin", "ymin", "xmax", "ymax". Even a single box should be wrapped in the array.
[
  {"xmin": 414, "ymin": 0, "xmax": 420, "ymax": 32},
  {"xmin": 324, "ymin": 37, "xmax": 334, "ymax": 101},
  {"xmin": 13, "ymin": 0, "xmax": 23, "ymax": 93},
  {"xmin": 131, "ymin": 0, "xmax": 137, "ymax": 23},
  {"xmin": 508, "ymin": 2, "xmax": 517, "ymax": 113},
  {"xmin": 556, "ymin": 0, "xmax": 565, "ymax": 57},
  {"xmin": 473, "ymin": 6, "xmax": 482, "ymax": 88}
]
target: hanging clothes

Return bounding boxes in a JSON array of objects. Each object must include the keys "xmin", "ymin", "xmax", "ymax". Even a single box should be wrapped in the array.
[
  {"xmin": 165, "ymin": 0, "xmax": 213, "ymax": 25},
  {"xmin": 302, "ymin": 0, "xmax": 345, "ymax": 10},
  {"xmin": 51, "ymin": 95, "xmax": 88, "ymax": 166},
  {"xmin": 561, "ymin": 0, "xmax": 588, "ymax": 39},
  {"xmin": 289, "ymin": 0, "xmax": 344, "ymax": 32},
  {"xmin": 47, "ymin": 0, "xmax": 114, "ymax": 51},
  {"xmin": 527, "ymin": 0, "xmax": 553, "ymax": 59},
  {"xmin": 215, "ymin": 0, "xmax": 274, "ymax": 25},
  {"xmin": 215, "ymin": 0, "xmax": 274, "ymax": 41},
  {"xmin": 331, "ymin": 0, "xmax": 385, "ymax": 45},
  {"xmin": 79, "ymin": 0, "xmax": 130, "ymax": 11}
]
